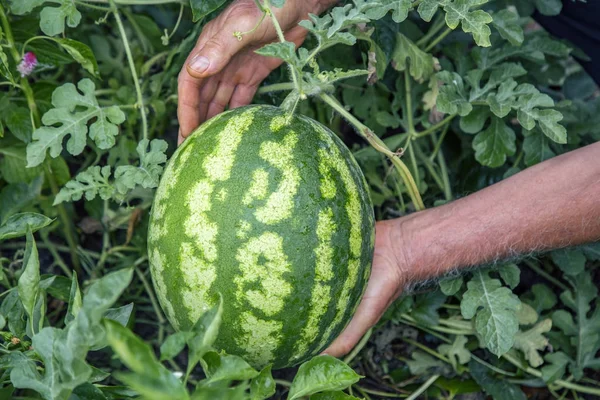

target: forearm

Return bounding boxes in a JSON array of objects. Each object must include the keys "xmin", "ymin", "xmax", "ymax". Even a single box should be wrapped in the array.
[{"xmin": 393, "ymin": 141, "xmax": 600, "ymax": 282}]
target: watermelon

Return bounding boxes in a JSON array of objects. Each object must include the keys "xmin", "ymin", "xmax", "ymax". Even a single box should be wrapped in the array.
[{"xmin": 148, "ymin": 105, "xmax": 375, "ymax": 369}]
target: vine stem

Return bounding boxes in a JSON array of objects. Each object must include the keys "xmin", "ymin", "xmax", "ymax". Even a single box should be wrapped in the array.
[
  {"xmin": 262, "ymin": 0, "xmax": 302, "ymax": 95},
  {"xmin": 319, "ymin": 93, "xmax": 425, "ymax": 211},
  {"xmin": 343, "ymin": 328, "xmax": 372, "ymax": 365},
  {"xmin": 502, "ymin": 352, "xmax": 600, "ymax": 396},
  {"xmin": 406, "ymin": 374, "xmax": 440, "ymax": 400},
  {"xmin": 0, "ymin": 4, "xmax": 81, "ymax": 274},
  {"xmin": 425, "ymin": 27, "xmax": 453, "ymax": 52},
  {"xmin": 413, "ymin": 115, "xmax": 455, "ymax": 138},
  {"xmin": 110, "ymin": 0, "xmax": 149, "ymax": 141},
  {"xmin": 257, "ymin": 82, "xmax": 296, "ymax": 94}
]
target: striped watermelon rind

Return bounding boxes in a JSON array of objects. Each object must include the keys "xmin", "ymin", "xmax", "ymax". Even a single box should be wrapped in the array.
[{"xmin": 148, "ymin": 105, "xmax": 375, "ymax": 369}]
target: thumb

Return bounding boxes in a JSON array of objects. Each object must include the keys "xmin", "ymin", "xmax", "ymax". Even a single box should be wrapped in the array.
[{"xmin": 186, "ymin": 32, "xmax": 247, "ymax": 78}]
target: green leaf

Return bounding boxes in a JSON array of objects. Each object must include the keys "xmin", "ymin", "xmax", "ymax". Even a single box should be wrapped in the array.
[
  {"xmin": 288, "ymin": 355, "xmax": 362, "ymax": 400},
  {"xmin": 202, "ymin": 351, "xmax": 260, "ymax": 383},
  {"xmin": 0, "ymin": 177, "xmax": 43, "ymax": 224},
  {"xmin": 11, "ymin": 0, "xmax": 82, "ymax": 36},
  {"xmin": 523, "ymin": 129, "xmax": 555, "ymax": 166},
  {"xmin": 51, "ymin": 38, "xmax": 99, "ymax": 76},
  {"xmin": 553, "ymin": 272, "xmax": 600, "ymax": 379},
  {"xmin": 391, "ymin": 33, "xmax": 435, "ymax": 82},
  {"xmin": 498, "ymin": 263, "xmax": 520, "ymax": 289},
  {"xmin": 411, "ymin": 289, "xmax": 446, "ymax": 326},
  {"xmin": 0, "ymin": 146, "xmax": 44, "ymax": 184},
  {"xmin": 0, "ymin": 212, "xmax": 53, "ymax": 241},
  {"xmin": 439, "ymin": 277, "xmax": 463, "ymax": 296},
  {"xmin": 113, "ymin": 139, "xmax": 169, "ymax": 195},
  {"xmin": 551, "ymin": 248, "xmax": 586, "ymax": 276},
  {"xmin": 250, "ymin": 365, "xmax": 276, "ymax": 400},
  {"xmin": 525, "ymin": 284, "xmax": 557, "ymax": 314},
  {"xmin": 517, "ymin": 303, "xmax": 538, "ymax": 325},
  {"xmin": 54, "ymin": 165, "xmax": 114, "ymax": 205},
  {"xmin": 436, "ymin": 71, "xmax": 472, "ymax": 116},
  {"xmin": 310, "ymin": 392, "xmax": 361, "ymax": 400},
  {"xmin": 406, "ymin": 351, "xmax": 445, "ymax": 375},
  {"xmin": 491, "ymin": 10, "xmax": 524, "ymax": 46},
  {"xmin": 104, "ymin": 319, "xmax": 162, "ymax": 376},
  {"xmin": 18, "ymin": 228, "xmax": 41, "ymax": 334},
  {"xmin": 4, "ymin": 106, "xmax": 34, "ymax": 143},
  {"xmin": 366, "ymin": 0, "xmax": 412, "ymax": 23},
  {"xmin": 189, "ymin": 0, "xmax": 228, "ymax": 22},
  {"xmin": 472, "ymin": 117, "xmax": 516, "ymax": 168},
  {"xmin": 160, "ymin": 331, "xmax": 193, "ymax": 361},
  {"xmin": 105, "ymin": 320, "xmax": 189, "ymax": 400},
  {"xmin": 516, "ymin": 93, "xmax": 566, "ymax": 143},
  {"xmin": 417, "ymin": 0, "xmax": 441, "ymax": 21},
  {"xmin": 105, "ymin": 303, "xmax": 134, "ymax": 327},
  {"xmin": 444, "ymin": 0, "xmax": 493, "ymax": 47},
  {"xmin": 255, "ymin": 42, "xmax": 299, "ymax": 67},
  {"xmin": 541, "ymin": 351, "xmax": 570, "ymax": 383},
  {"xmin": 534, "ymin": 0, "xmax": 562, "ymax": 16},
  {"xmin": 65, "ymin": 271, "xmax": 82, "ymax": 325},
  {"xmin": 438, "ymin": 335, "xmax": 471, "ymax": 372},
  {"xmin": 469, "ymin": 360, "xmax": 526, "ymax": 400},
  {"xmin": 459, "ymin": 107, "xmax": 489, "ymax": 134},
  {"xmin": 27, "ymin": 79, "xmax": 126, "ymax": 167},
  {"xmin": 461, "ymin": 270, "xmax": 521, "ymax": 356},
  {"xmin": 187, "ymin": 295, "xmax": 223, "ymax": 374},
  {"xmin": 513, "ymin": 319, "xmax": 552, "ymax": 368}
]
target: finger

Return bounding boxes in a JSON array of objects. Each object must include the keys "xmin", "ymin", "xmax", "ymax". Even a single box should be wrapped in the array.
[
  {"xmin": 323, "ymin": 270, "xmax": 401, "ymax": 357},
  {"xmin": 186, "ymin": 15, "xmax": 261, "ymax": 79},
  {"xmin": 177, "ymin": 70, "xmax": 205, "ymax": 138},
  {"xmin": 178, "ymin": 129, "xmax": 184, "ymax": 146},
  {"xmin": 206, "ymin": 81, "xmax": 236, "ymax": 120},
  {"xmin": 230, "ymin": 84, "xmax": 259, "ymax": 109},
  {"xmin": 197, "ymin": 78, "xmax": 220, "ymax": 124}
]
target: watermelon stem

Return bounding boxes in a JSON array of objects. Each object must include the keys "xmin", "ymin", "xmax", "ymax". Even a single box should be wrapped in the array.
[
  {"xmin": 262, "ymin": 0, "xmax": 304, "ymax": 99},
  {"xmin": 319, "ymin": 93, "xmax": 426, "ymax": 211}
]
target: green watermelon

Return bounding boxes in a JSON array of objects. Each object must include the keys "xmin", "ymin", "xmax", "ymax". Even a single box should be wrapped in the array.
[{"xmin": 148, "ymin": 105, "xmax": 375, "ymax": 369}]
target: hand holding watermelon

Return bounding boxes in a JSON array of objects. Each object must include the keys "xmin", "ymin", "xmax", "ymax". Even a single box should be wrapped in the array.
[{"xmin": 177, "ymin": 0, "xmax": 334, "ymax": 143}]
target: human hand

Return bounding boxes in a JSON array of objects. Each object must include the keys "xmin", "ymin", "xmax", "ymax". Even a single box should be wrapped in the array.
[
  {"xmin": 177, "ymin": 0, "xmax": 329, "ymax": 144},
  {"xmin": 324, "ymin": 219, "xmax": 412, "ymax": 357}
]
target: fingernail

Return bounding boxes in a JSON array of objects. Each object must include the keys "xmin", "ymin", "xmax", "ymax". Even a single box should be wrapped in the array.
[{"xmin": 189, "ymin": 54, "xmax": 210, "ymax": 73}]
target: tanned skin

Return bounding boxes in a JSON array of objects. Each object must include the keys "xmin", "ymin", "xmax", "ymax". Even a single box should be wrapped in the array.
[{"xmin": 177, "ymin": 0, "xmax": 600, "ymax": 358}]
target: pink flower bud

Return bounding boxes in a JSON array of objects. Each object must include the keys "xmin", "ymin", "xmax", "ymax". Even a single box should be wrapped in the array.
[{"xmin": 17, "ymin": 52, "xmax": 38, "ymax": 77}]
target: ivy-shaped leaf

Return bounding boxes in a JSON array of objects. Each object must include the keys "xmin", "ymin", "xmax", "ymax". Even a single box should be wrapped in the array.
[
  {"xmin": 114, "ymin": 139, "xmax": 168, "ymax": 195},
  {"xmin": 391, "ymin": 33, "xmax": 435, "ymax": 82},
  {"xmin": 54, "ymin": 166, "xmax": 114, "ymax": 205},
  {"xmin": 491, "ymin": 10, "xmax": 524, "ymax": 46},
  {"xmin": 418, "ymin": 0, "xmax": 493, "ymax": 47},
  {"xmin": 516, "ymin": 93, "xmax": 567, "ymax": 143},
  {"xmin": 27, "ymin": 79, "xmax": 126, "ymax": 167},
  {"xmin": 438, "ymin": 335, "xmax": 471, "ymax": 372},
  {"xmin": 513, "ymin": 319, "xmax": 552, "ymax": 368},
  {"xmin": 552, "ymin": 271, "xmax": 600, "ymax": 379},
  {"xmin": 461, "ymin": 270, "xmax": 521, "ymax": 356},
  {"xmin": 11, "ymin": 0, "xmax": 82, "ymax": 36},
  {"xmin": 366, "ymin": 0, "xmax": 412, "ymax": 23},
  {"xmin": 436, "ymin": 71, "xmax": 473, "ymax": 116},
  {"xmin": 472, "ymin": 116, "xmax": 516, "ymax": 168},
  {"xmin": 523, "ymin": 129, "xmax": 555, "ymax": 166}
]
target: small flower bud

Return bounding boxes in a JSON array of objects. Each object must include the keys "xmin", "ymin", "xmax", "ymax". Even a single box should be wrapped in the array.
[{"xmin": 17, "ymin": 52, "xmax": 38, "ymax": 77}]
